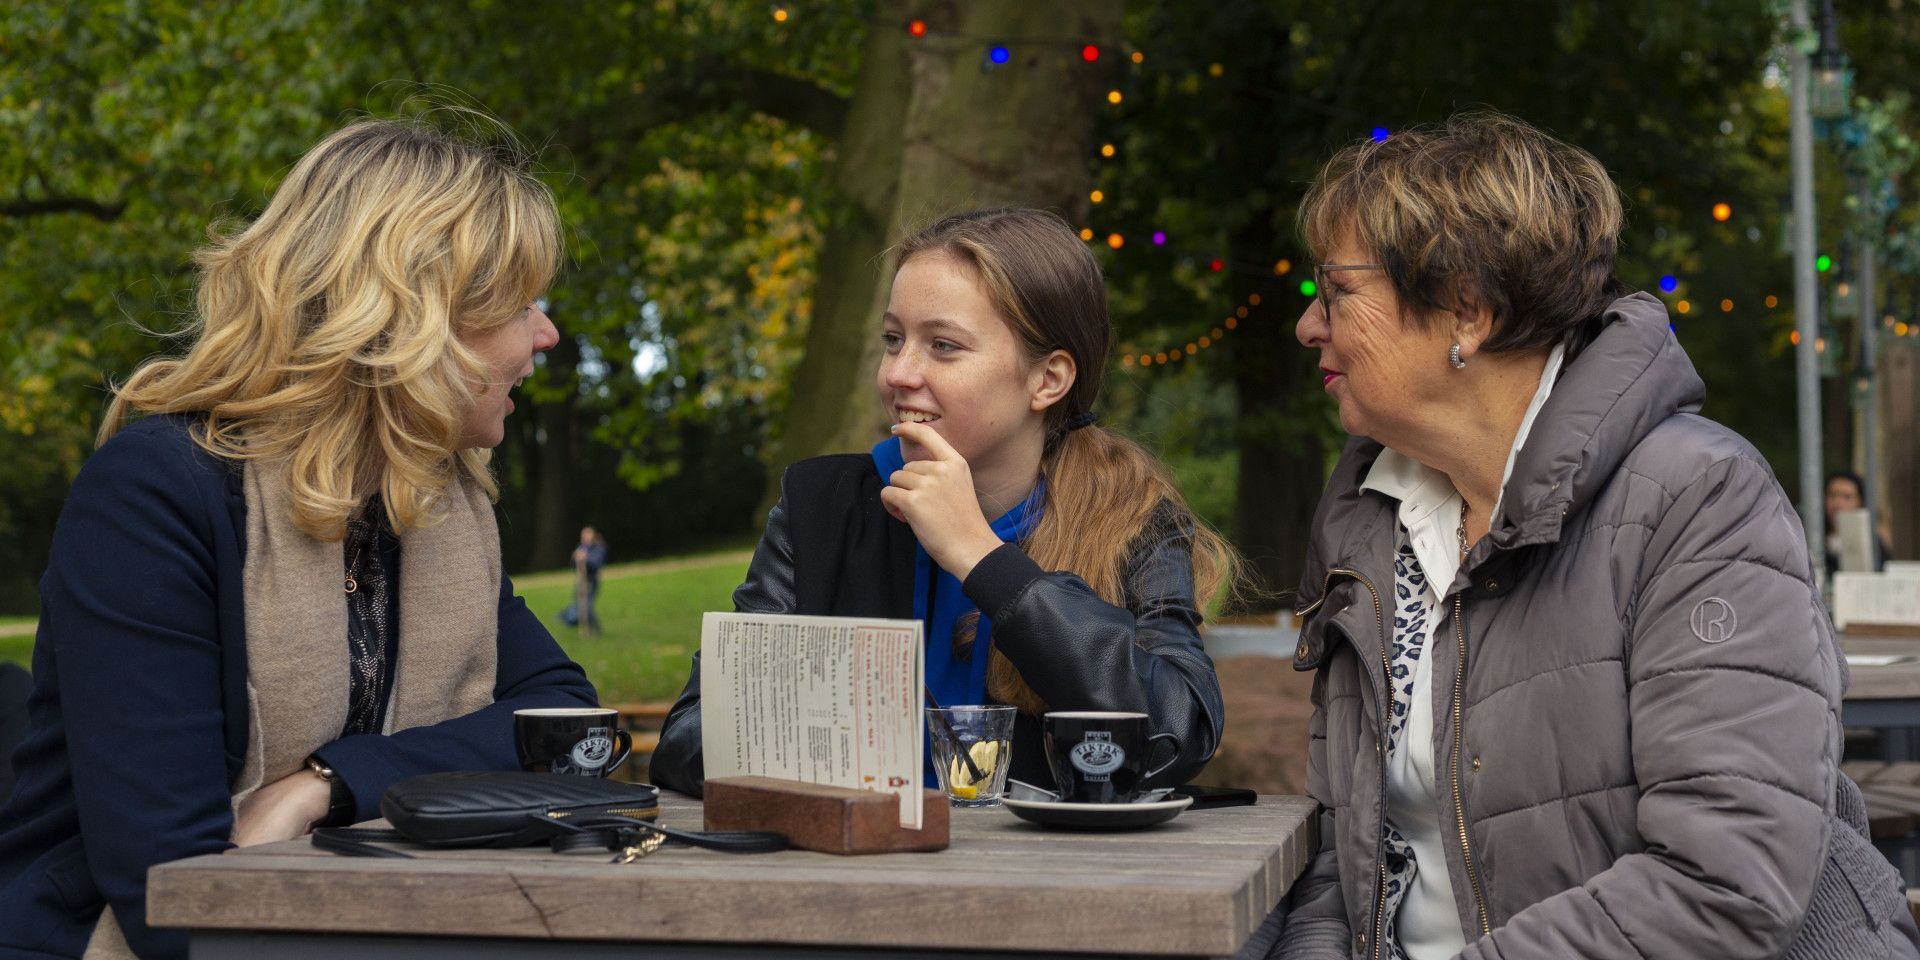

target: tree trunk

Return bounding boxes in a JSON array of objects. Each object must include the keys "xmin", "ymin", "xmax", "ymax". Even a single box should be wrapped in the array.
[
  {"xmin": 1822, "ymin": 363, "xmax": 1850, "ymax": 491},
  {"xmin": 528, "ymin": 330, "xmax": 581, "ymax": 570},
  {"xmin": 763, "ymin": 0, "xmax": 914, "ymax": 499},
  {"xmin": 1883, "ymin": 343, "xmax": 1918, "ymax": 559},
  {"xmin": 1217, "ymin": 14, "xmax": 1319, "ymax": 605},
  {"xmin": 1228, "ymin": 229, "xmax": 1323, "ymax": 605},
  {"xmin": 766, "ymin": 0, "xmax": 1121, "ymax": 508}
]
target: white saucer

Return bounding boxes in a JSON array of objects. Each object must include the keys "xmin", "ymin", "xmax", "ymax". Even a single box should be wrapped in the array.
[{"xmin": 1000, "ymin": 794, "xmax": 1193, "ymax": 829}]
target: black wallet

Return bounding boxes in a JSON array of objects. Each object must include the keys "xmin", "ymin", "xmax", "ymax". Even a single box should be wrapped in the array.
[
  {"xmin": 311, "ymin": 770, "xmax": 783, "ymax": 860},
  {"xmin": 381, "ymin": 770, "xmax": 661, "ymax": 847}
]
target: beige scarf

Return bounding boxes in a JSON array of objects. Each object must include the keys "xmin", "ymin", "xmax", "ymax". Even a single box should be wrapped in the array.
[{"xmin": 88, "ymin": 458, "xmax": 501, "ymax": 958}]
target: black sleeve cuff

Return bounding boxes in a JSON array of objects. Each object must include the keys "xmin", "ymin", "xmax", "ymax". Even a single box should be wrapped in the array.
[
  {"xmin": 961, "ymin": 542, "xmax": 1047, "ymax": 622},
  {"xmin": 321, "ymin": 775, "xmax": 357, "ymax": 828}
]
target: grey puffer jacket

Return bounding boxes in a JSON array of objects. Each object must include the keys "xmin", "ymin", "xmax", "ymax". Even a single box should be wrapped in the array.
[{"xmin": 1275, "ymin": 293, "xmax": 1920, "ymax": 959}]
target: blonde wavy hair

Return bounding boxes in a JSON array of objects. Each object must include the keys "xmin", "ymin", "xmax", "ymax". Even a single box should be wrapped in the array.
[
  {"xmin": 100, "ymin": 113, "xmax": 561, "ymax": 540},
  {"xmin": 897, "ymin": 208, "xmax": 1241, "ymax": 716}
]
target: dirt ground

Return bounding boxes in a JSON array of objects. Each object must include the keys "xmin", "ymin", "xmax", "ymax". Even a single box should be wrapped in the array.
[{"xmin": 1190, "ymin": 655, "xmax": 1317, "ymax": 796}]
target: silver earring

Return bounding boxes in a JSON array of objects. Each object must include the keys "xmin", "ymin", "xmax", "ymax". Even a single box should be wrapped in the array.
[{"xmin": 1449, "ymin": 343, "xmax": 1467, "ymax": 369}]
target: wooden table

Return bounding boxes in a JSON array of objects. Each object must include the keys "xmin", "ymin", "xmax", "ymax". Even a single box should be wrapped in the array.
[
  {"xmin": 148, "ymin": 792, "xmax": 1318, "ymax": 959},
  {"xmin": 1842, "ymin": 633, "xmax": 1920, "ymax": 760}
]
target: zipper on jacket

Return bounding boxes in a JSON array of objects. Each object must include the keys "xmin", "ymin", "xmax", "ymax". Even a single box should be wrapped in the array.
[
  {"xmin": 1450, "ymin": 593, "xmax": 1491, "ymax": 936},
  {"xmin": 1318, "ymin": 567, "xmax": 1392, "ymax": 960}
]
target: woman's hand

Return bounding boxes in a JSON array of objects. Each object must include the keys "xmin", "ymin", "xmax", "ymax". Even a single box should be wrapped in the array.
[
  {"xmin": 231, "ymin": 768, "xmax": 332, "ymax": 848},
  {"xmin": 883, "ymin": 421, "xmax": 1006, "ymax": 581}
]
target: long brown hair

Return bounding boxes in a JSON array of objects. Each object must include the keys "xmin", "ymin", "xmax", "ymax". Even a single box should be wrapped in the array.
[{"xmin": 896, "ymin": 208, "xmax": 1239, "ymax": 715}]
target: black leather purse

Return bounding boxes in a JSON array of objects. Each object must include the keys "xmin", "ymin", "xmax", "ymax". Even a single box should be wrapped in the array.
[{"xmin": 311, "ymin": 771, "xmax": 784, "ymax": 862}]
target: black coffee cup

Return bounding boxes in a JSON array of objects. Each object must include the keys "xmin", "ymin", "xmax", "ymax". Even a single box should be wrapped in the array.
[
  {"xmin": 514, "ymin": 708, "xmax": 632, "ymax": 777},
  {"xmin": 1042, "ymin": 711, "xmax": 1180, "ymax": 803}
]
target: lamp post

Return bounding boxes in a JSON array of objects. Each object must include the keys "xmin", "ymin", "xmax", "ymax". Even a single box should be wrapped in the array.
[
  {"xmin": 1859, "ymin": 205, "xmax": 1880, "ymax": 529},
  {"xmin": 1810, "ymin": 0, "xmax": 1853, "ymax": 121},
  {"xmin": 1790, "ymin": 0, "xmax": 1828, "ymax": 585}
]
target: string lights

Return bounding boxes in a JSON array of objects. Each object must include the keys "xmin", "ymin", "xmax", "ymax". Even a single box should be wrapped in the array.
[
  {"xmin": 843, "ymin": 13, "xmax": 1920, "ymax": 365},
  {"xmin": 1120, "ymin": 290, "xmax": 1270, "ymax": 368}
]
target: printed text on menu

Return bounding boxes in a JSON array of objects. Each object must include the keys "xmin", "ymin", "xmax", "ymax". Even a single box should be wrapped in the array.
[{"xmin": 699, "ymin": 612, "xmax": 925, "ymax": 828}]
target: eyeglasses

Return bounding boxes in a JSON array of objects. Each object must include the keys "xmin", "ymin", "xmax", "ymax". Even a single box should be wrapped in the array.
[{"xmin": 1313, "ymin": 263, "xmax": 1386, "ymax": 322}]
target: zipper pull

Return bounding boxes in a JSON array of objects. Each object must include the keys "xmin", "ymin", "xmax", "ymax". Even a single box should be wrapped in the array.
[{"xmin": 613, "ymin": 830, "xmax": 666, "ymax": 864}]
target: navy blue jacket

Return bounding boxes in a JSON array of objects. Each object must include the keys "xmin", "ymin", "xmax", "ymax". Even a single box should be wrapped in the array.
[{"xmin": 0, "ymin": 415, "xmax": 597, "ymax": 959}]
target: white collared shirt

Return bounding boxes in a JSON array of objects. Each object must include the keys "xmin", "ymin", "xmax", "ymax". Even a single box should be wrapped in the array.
[{"xmin": 1358, "ymin": 343, "xmax": 1565, "ymax": 958}]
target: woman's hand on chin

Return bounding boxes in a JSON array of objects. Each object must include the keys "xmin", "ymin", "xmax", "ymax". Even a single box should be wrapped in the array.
[
  {"xmin": 883, "ymin": 421, "xmax": 1006, "ymax": 581},
  {"xmin": 231, "ymin": 767, "xmax": 333, "ymax": 847}
]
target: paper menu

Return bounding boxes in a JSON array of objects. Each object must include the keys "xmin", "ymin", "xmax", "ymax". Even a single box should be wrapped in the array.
[
  {"xmin": 1834, "ymin": 572, "xmax": 1920, "ymax": 630},
  {"xmin": 699, "ymin": 612, "xmax": 925, "ymax": 828}
]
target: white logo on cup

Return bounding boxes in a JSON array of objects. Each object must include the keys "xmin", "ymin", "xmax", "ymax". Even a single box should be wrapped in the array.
[
  {"xmin": 1070, "ymin": 731, "xmax": 1125, "ymax": 781},
  {"xmin": 571, "ymin": 726, "xmax": 614, "ymax": 770}
]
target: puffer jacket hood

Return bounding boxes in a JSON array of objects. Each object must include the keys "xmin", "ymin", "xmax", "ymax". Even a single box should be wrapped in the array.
[{"xmin": 1274, "ymin": 293, "xmax": 1918, "ymax": 959}]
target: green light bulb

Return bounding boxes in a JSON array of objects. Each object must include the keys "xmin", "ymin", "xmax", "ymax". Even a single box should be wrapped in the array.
[
  {"xmin": 1817, "ymin": 254, "xmax": 1832, "ymax": 272},
  {"xmin": 1300, "ymin": 279, "xmax": 1317, "ymax": 296}
]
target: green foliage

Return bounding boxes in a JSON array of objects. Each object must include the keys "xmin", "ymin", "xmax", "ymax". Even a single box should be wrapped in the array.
[
  {"xmin": 0, "ymin": 1, "xmax": 868, "ymax": 605},
  {"xmin": 1841, "ymin": 94, "xmax": 1920, "ymax": 276},
  {"xmin": 0, "ymin": 0, "xmax": 395, "ymax": 610},
  {"xmin": 0, "ymin": 634, "xmax": 30, "ymax": 669},
  {"xmin": 4, "ymin": 0, "xmax": 1917, "ymax": 613},
  {"xmin": 1088, "ymin": 0, "xmax": 1890, "ymax": 503}
]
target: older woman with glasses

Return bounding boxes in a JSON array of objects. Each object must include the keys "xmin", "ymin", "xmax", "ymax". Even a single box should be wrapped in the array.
[{"xmin": 1265, "ymin": 112, "xmax": 1917, "ymax": 960}]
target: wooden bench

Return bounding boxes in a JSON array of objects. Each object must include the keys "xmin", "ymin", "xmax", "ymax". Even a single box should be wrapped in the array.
[
  {"xmin": 1845, "ymin": 760, "xmax": 1920, "ymax": 885},
  {"xmin": 606, "ymin": 701, "xmax": 673, "ymax": 783},
  {"xmin": 1845, "ymin": 761, "xmax": 1920, "ymax": 837}
]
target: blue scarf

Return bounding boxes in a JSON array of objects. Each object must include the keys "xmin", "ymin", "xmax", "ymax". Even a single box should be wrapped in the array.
[{"xmin": 870, "ymin": 437, "xmax": 1044, "ymax": 781}]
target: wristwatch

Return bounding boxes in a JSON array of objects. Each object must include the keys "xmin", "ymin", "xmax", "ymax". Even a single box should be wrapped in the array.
[{"xmin": 304, "ymin": 755, "xmax": 356, "ymax": 828}]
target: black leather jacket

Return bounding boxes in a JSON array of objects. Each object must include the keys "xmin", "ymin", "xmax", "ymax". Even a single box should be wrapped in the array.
[{"xmin": 651, "ymin": 458, "xmax": 1225, "ymax": 796}]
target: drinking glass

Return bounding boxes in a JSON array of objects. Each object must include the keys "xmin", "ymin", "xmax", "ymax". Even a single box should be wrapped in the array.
[{"xmin": 927, "ymin": 705, "xmax": 1015, "ymax": 807}]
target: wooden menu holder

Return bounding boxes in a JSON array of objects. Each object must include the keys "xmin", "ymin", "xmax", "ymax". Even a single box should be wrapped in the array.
[{"xmin": 703, "ymin": 776, "xmax": 949, "ymax": 855}]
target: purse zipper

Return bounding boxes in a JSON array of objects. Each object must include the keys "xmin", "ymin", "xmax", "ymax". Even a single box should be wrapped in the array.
[{"xmin": 548, "ymin": 805, "xmax": 661, "ymax": 820}]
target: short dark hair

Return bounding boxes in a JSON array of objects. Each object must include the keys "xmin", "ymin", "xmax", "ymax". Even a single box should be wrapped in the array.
[
  {"xmin": 1299, "ymin": 110, "xmax": 1630, "ymax": 356},
  {"xmin": 1826, "ymin": 470, "xmax": 1869, "ymax": 504}
]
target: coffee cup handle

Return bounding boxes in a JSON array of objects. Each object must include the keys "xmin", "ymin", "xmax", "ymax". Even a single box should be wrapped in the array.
[
  {"xmin": 602, "ymin": 729, "xmax": 633, "ymax": 777},
  {"xmin": 1142, "ymin": 732, "xmax": 1182, "ymax": 782}
]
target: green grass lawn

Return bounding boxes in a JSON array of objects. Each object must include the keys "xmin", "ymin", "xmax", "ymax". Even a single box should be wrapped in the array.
[
  {"xmin": 518, "ymin": 551, "xmax": 751, "ymax": 704},
  {"xmin": 0, "ymin": 549, "xmax": 755, "ymax": 705},
  {"xmin": 0, "ymin": 633, "xmax": 30, "ymax": 668}
]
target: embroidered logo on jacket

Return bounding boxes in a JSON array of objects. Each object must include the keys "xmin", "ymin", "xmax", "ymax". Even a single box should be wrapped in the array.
[{"xmin": 1690, "ymin": 597, "xmax": 1737, "ymax": 644}]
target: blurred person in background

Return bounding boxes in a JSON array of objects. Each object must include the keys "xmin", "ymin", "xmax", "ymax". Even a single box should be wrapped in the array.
[
  {"xmin": 563, "ymin": 526, "xmax": 608, "ymax": 635},
  {"xmin": 1825, "ymin": 470, "xmax": 1893, "ymax": 574}
]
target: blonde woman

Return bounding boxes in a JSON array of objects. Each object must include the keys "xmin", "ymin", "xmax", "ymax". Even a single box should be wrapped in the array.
[
  {"xmin": 653, "ymin": 208, "xmax": 1234, "ymax": 795},
  {"xmin": 0, "ymin": 117, "xmax": 597, "ymax": 960}
]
